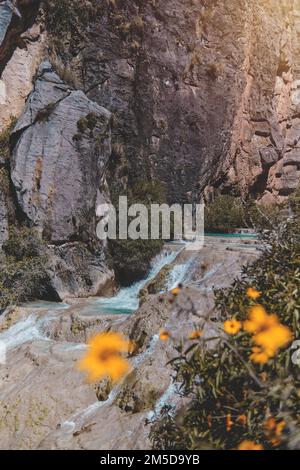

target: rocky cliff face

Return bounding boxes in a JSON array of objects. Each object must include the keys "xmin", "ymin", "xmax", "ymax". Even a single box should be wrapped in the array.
[
  {"xmin": 43, "ymin": 0, "xmax": 300, "ymax": 204},
  {"xmin": 0, "ymin": 1, "xmax": 115, "ymax": 299},
  {"xmin": 1, "ymin": 0, "xmax": 300, "ymax": 297}
]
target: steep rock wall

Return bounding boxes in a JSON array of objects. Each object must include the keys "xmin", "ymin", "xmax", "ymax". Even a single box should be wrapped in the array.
[{"xmin": 44, "ymin": 0, "xmax": 300, "ymax": 203}]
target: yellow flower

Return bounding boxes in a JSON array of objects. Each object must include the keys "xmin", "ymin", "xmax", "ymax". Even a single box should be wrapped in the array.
[
  {"xmin": 238, "ymin": 440, "xmax": 263, "ymax": 450},
  {"xmin": 77, "ymin": 332, "xmax": 132, "ymax": 383},
  {"xmin": 264, "ymin": 417, "xmax": 285, "ymax": 447},
  {"xmin": 265, "ymin": 417, "xmax": 276, "ymax": 432},
  {"xmin": 253, "ymin": 323, "xmax": 293, "ymax": 356},
  {"xmin": 159, "ymin": 330, "xmax": 170, "ymax": 341},
  {"xmin": 226, "ymin": 413, "xmax": 233, "ymax": 432},
  {"xmin": 244, "ymin": 305, "xmax": 293, "ymax": 364},
  {"xmin": 236, "ymin": 414, "xmax": 247, "ymax": 426},
  {"xmin": 275, "ymin": 420, "xmax": 285, "ymax": 437},
  {"xmin": 189, "ymin": 330, "xmax": 203, "ymax": 340},
  {"xmin": 244, "ymin": 305, "xmax": 277, "ymax": 333},
  {"xmin": 171, "ymin": 287, "xmax": 181, "ymax": 296},
  {"xmin": 250, "ymin": 347, "xmax": 270, "ymax": 364},
  {"xmin": 247, "ymin": 287, "xmax": 261, "ymax": 300},
  {"xmin": 224, "ymin": 319, "xmax": 242, "ymax": 335}
]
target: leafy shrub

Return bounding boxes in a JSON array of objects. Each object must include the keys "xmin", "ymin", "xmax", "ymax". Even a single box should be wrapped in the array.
[
  {"xmin": 43, "ymin": 0, "xmax": 102, "ymax": 58},
  {"xmin": 204, "ymin": 195, "xmax": 246, "ymax": 233},
  {"xmin": 245, "ymin": 200, "xmax": 284, "ymax": 234},
  {"xmin": 0, "ymin": 118, "xmax": 17, "ymax": 163},
  {"xmin": 108, "ymin": 180, "xmax": 166, "ymax": 285},
  {"xmin": 0, "ymin": 227, "xmax": 53, "ymax": 311},
  {"xmin": 151, "ymin": 211, "xmax": 300, "ymax": 450}
]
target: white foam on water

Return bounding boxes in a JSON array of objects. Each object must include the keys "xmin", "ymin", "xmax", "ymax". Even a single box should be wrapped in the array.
[
  {"xmin": 147, "ymin": 382, "xmax": 178, "ymax": 422},
  {"xmin": 60, "ymin": 420, "xmax": 76, "ymax": 432},
  {"xmin": 166, "ymin": 257, "xmax": 195, "ymax": 290},
  {"xmin": 61, "ymin": 376, "xmax": 125, "ymax": 432},
  {"xmin": 22, "ymin": 300, "xmax": 70, "ymax": 311},
  {"xmin": 0, "ymin": 314, "xmax": 50, "ymax": 351},
  {"xmin": 93, "ymin": 249, "xmax": 181, "ymax": 314},
  {"xmin": 59, "ymin": 343, "xmax": 88, "ymax": 352},
  {"xmin": 132, "ymin": 334, "xmax": 159, "ymax": 368}
]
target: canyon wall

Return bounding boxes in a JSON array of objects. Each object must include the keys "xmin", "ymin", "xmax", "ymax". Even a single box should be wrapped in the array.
[
  {"xmin": 1, "ymin": 0, "xmax": 300, "ymax": 296},
  {"xmin": 41, "ymin": 0, "xmax": 300, "ymax": 204}
]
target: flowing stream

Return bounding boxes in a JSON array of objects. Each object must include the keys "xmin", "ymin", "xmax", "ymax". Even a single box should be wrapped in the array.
[
  {"xmin": 82, "ymin": 247, "xmax": 185, "ymax": 315},
  {"xmin": 0, "ymin": 314, "xmax": 54, "ymax": 351},
  {"xmin": 0, "ymin": 245, "xmax": 193, "ymax": 350},
  {"xmin": 0, "ymin": 234, "xmax": 257, "ymax": 351}
]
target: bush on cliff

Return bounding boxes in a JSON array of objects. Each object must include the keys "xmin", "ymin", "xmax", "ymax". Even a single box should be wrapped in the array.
[
  {"xmin": 204, "ymin": 194, "xmax": 284, "ymax": 233},
  {"xmin": 204, "ymin": 195, "xmax": 246, "ymax": 233},
  {"xmin": 0, "ymin": 117, "xmax": 16, "ymax": 163},
  {"xmin": 108, "ymin": 180, "xmax": 166, "ymax": 285},
  {"xmin": 0, "ymin": 227, "xmax": 51, "ymax": 311},
  {"xmin": 151, "ymin": 207, "xmax": 300, "ymax": 450},
  {"xmin": 44, "ymin": 0, "xmax": 102, "ymax": 58}
]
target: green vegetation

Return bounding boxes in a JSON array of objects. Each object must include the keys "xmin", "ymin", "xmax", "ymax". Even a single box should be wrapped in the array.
[
  {"xmin": 204, "ymin": 194, "xmax": 284, "ymax": 233},
  {"xmin": 139, "ymin": 264, "xmax": 172, "ymax": 305},
  {"xmin": 151, "ymin": 202, "xmax": 300, "ymax": 450},
  {"xmin": 0, "ymin": 167, "xmax": 10, "ymax": 196},
  {"xmin": 108, "ymin": 180, "xmax": 166, "ymax": 285},
  {"xmin": 0, "ymin": 118, "xmax": 17, "ymax": 163},
  {"xmin": 0, "ymin": 227, "xmax": 52, "ymax": 311},
  {"xmin": 35, "ymin": 103, "xmax": 57, "ymax": 123},
  {"xmin": 204, "ymin": 195, "xmax": 245, "ymax": 233},
  {"xmin": 43, "ymin": 0, "xmax": 102, "ymax": 58}
]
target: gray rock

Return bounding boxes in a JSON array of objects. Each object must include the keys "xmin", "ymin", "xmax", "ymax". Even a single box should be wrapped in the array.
[
  {"xmin": 278, "ymin": 164, "xmax": 300, "ymax": 195},
  {"xmin": 0, "ymin": 189, "xmax": 8, "ymax": 245},
  {"xmin": 46, "ymin": 242, "xmax": 115, "ymax": 300},
  {"xmin": 0, "ymin": 2, "xmax": 12, "ymax": 46},
  {"xmin": 11, "ymin": 61, "xmax": 112, "ymax": 244},
  {"xmin": 283, "ymin": 149, "xmax": 300, "ymax": 167},
  {"xmin": 49, "ymin": 0, "xmax": 300, "ymax": 202},
  {"xmin": 9, "ymin": 61, "xmax": 114, "ymax": 298},
  {"xmin": 260, "ymin": 146, "xmax": 279, "ymax": 167}
]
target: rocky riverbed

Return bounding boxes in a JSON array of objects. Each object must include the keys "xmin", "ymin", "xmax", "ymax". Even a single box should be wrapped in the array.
[{"xmin": 0, "ymin": 237, "xmax": 259, "ymax": 449}]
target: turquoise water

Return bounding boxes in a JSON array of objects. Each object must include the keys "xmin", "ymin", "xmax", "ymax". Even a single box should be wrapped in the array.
[
  {"xmin": 22, "ymin": 300, "xmax": 70, "ymax": 310},
  {"xmin": 80, "ymin": 249, "xmax": 182, "ymax": 316},
  {"xmin": 205, "ymin": 232, "xmax": 257, "ymax": 239}
]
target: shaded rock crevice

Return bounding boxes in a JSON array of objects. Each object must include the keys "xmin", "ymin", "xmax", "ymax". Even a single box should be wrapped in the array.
[{"xmin": 0, "ymin": 0, "xmax": 41, "ymax": 75}]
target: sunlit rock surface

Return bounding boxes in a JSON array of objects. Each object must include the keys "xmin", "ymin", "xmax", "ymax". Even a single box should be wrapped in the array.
[{"xmin": 0, "ymin": 239, "xmax": 258, "ymax": 449}]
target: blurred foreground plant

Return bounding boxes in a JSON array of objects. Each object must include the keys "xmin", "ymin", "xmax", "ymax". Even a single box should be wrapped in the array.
[
  {"xmin": 77, "ymin": 332, "xmax": 133, "ymax": 383},
  {"xmin": 151, "ymin": 211, "xmax": 300, "ymax": 450}
]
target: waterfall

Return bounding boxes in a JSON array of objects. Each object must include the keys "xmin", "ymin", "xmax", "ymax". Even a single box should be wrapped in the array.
[
  {"xmin": 0, "ymin": 314, "xmax": 51, "ymax": 351},
  {"xmin": 165, "ymin": 257, "xmax": 195, "ymax": 290},
  {"xmin": 90, "ymin": 249, "xmax": 180, "ymax": 315}
]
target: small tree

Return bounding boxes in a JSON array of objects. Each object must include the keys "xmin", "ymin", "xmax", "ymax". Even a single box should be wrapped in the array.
[{"xmin": 205, "ymin": 195, "xmax": 245, "ymax": 233}]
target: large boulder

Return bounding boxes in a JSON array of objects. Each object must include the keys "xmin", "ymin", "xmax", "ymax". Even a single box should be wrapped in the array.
[
  {"xmin": 11, "ymin": 61, "xmax": 112, "ymax": 243},
  {"xmin": 0, "ymin": 22, "xmax": 46, "ymax": 129},
  {"xmin": 10, "ymin": 61, "xmax": 114, "ymax": 298}
]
